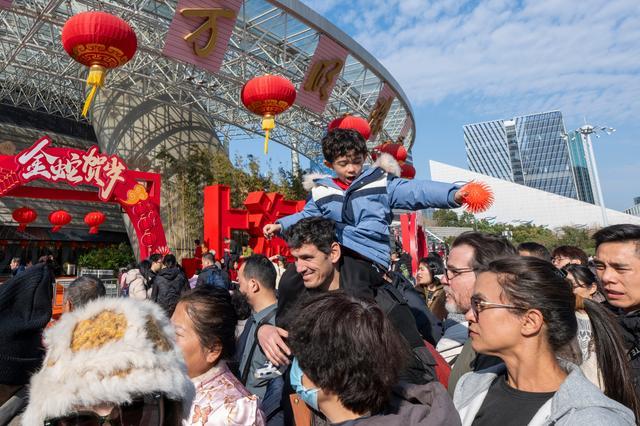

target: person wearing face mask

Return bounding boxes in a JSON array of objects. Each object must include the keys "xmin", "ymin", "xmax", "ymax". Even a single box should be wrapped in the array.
[{"xmin": 287, "ymin": 292, "xmax": 459, "ymax": 425}]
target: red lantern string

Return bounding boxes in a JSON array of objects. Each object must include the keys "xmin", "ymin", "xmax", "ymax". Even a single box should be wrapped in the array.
[
  {"xmin": 49, "ymin": 210, "xmax": 72, "ymax": 232},
  {"xmin": 84, "ymin": 211, "xmax": 106, "ymax": 234},
  {"xmin": 12, "ymin": 207, "xmax": 37, "ymax": 231},
  {"xmin": 458, "ymin": 181, "xmax": 494, "ymax": 213},
  {"xmin": 241, "ymin": 75, "xmax": 296, "ymax": 154}
]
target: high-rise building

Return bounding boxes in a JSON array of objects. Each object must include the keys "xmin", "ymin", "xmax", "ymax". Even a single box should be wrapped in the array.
[
  {"xmin": 566, "ymin": 130, "xmax": 596, "ymax": 204},
  {"xmin": 464, "ymin": 111, "xmax": 596, "ymax": 203}
]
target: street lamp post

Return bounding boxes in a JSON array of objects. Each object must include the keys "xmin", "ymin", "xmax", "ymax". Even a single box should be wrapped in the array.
[{"xmin": 577, "ymin": 124, "xmax": 615, "ymax": 227}]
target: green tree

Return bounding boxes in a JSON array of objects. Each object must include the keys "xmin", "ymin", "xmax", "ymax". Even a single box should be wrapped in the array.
[
  {"xmin": 78, "ymin": 243, "xmax": 135, "ymax": 271},
  {"xmin": 432, "ymin": 209, "xmax": 460, "ymax": 226},
  {"xmin": 557, "ymin": 226, "xmax": 594, "ymax": 254}
]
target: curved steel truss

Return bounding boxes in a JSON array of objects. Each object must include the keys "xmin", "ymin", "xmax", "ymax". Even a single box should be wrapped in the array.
[{"xmin": 0, "ymin": 0, "xmax": 415, "ymax": 164}]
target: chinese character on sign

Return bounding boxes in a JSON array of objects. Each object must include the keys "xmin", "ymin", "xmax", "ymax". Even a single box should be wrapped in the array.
[
  {"xmin": 181, "ymin": 8, "xmax": 236, "ymax": 57},
  {"xmin": 303, "ymin": 59, "xmax": 344, "ymax": 101},
  {"xmin": 50, "ymin": 153, "xmax": 83, "ymax": 183},
  {"xmin": 368, "ymin": 96, "xmax": 394, "ymax": 138},
  {"xmin": 17, "ymin": 138, "xmax": 58, "ymax": 181},
  {"xmin": 101, "ymin": 156, "xmax": 126, "ymax": 200},
  {"xmin": 81, "ymin": 146, "xmax": 107, "ymax": 188}
]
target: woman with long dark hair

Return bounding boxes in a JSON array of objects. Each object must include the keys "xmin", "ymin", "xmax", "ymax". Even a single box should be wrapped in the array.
[
  {"xmin": 415, "ymin": 254, "xmax": 447, "ymax": 321},
  {"xmin": 454, "ymin": 256, "xmax": 636, "ymax": 425}
]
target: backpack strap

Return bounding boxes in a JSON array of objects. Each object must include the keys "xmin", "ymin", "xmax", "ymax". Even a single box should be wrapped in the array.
[{"xmin": 240, "ymin": 309, "xmax": 278, "ymax": 384}]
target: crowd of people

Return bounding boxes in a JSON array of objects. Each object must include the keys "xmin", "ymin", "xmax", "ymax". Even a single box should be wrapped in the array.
[{"xmin": 2, "ymin": 128, "xmax": 640, "ymax": 425}]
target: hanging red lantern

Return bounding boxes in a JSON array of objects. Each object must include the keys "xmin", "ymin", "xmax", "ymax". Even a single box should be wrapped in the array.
[
  {"xmin": 12, "ymin": 207, "xmax": 37, "ymax": 231},
  {"xmin": 400, "ymin": 163, "xmax": 416, "ymax": 179},
  {"xmin": 371, "ymin": 142, "xmax": 408, "ymax": 162},
  {"xmin": 84, "ymin": 211, "xmax": 106, "ymax": 234},
  {"xmin": 49, "ymin": 210, "xmax": 72, "ymax": 232},
  {"xmin": 241, "ymin": 75, "xmax": 296, "ymax": 154},
  {"xmin": 328, "ymin": 114, "xmax": 371, "ymax": 140},
  {"xmin": 61, "ymin": 11, "xmax": 137, "ymax": 117}
]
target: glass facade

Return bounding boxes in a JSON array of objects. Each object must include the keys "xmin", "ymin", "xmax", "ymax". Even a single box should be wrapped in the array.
[
  {"xmin": 567, "ymin": 130, "xmax": 596, "ymax": 204},
  {"xmin": 464, "ymin": 111, "xmax": 590, "ymax": 201}
]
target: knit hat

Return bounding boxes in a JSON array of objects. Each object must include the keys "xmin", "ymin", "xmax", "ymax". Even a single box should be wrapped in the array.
[
  {"xmin": 0, "ymin": 263, "xmax": 53, "ymax": 385},
  {"xmin": 22, "ymin": 297, "xmax": 195, "ymax": 425}
]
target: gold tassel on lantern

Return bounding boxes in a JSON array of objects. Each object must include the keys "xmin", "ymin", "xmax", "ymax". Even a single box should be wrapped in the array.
[
  {"xmin": 82, "ymin": 64, "xmax": 106, "ymax": 117},
  {"xmin": 262, "ymin": 113, "xmax": 275, "ymax": 154}
]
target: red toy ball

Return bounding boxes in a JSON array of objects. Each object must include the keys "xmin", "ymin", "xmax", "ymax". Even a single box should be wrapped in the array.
[{"xmin": 459, "ymin": 181, "xmax": 494, "ymax": 213}]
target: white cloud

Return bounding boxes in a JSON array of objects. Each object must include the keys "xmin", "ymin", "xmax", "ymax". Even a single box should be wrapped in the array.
[{"xmin": 303, "ymin": 0, "xmax": 640, "ymax": 126}]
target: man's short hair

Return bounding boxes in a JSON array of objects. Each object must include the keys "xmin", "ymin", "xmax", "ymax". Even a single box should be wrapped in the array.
[
  {"xmin": 285, "ymin": 217, "xmax": 336, "ymax": 255},
  {"xmin": 288, "ymin": 292, "xmax": 408, "ymax": 415},
  {"xmin": 11, "ymin": 257, "xmax": 21, "ymax": 264},
  {"xmin": 202, "ymin": 252, "xmax": 215, "ymax": 265},
  {"xmin": 517, "ymin": 242, "xmax": 551, "ymax": 262},
  {"xmin": 162, "ymin": 254, "xmax": 177, "ymax": 268},
  {"xmin": 64, "ymin": 276, "xmax": 106, "ymax": 309},
  {"xmin": 321, "ymin": 128, "xmax": 368, "ymax": 163},
  {"xmin": 452, "ymin": 232, "xmax": 517, "ymax": 268},
  {"xmin": 241, "ymin": 254, "xmax": 276, "ymax": 290},
  {"xmin": 148, "ymin": 253, "xmax": 162, "ymax": 264},
  {"xmin": 551, "ymin": 245, "xmax": 588, "ymax": 265},
  {"xmin": 594, "ymin": 224, "xmax": 640, "ymax": 255}
]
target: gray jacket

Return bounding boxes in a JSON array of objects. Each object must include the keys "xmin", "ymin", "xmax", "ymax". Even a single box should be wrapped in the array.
[{"xmin": 453, "ymin": 362, "xmax": 635, "ymax": 426}]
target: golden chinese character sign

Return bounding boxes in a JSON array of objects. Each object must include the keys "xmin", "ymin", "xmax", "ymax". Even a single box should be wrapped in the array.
[
  {"xmin": 368, "ymin": 83, "xmax": 396, "ymax": 139},
  {"xmin": 296, "ymin": 34, "xmax": 348, "ymax": 114},
  {"xmin": 162, "ymin": 0, "xmax": 242, "ymax": 73},
  {"xmin": 0, "ymin": 136, "xmax": 169, "ymax": 259}
]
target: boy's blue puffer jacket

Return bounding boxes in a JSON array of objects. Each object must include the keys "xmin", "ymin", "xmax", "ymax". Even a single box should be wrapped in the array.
[{"xmin": 277, "ymin": 156, "xmax": 460, "ymax": 268}]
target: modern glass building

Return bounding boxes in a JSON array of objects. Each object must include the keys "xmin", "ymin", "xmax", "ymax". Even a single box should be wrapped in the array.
[
  {"xmin": 464, "ymin": 111, "xmax": 596, "ymax": 203},
  {"xmin": 566, "ymin": 130, "xmax": 596, "ymax": 204}
]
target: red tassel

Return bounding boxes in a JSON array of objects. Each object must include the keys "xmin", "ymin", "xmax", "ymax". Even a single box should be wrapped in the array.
[{"xmin": 459, "ymin": 181, "xmax": 494, "ymax": 213}]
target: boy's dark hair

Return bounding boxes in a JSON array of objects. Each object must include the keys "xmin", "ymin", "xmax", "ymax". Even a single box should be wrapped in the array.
[
  {"xmin": 551, "ymin": 245, "xmax": 588, "ymax": 265},
  {"xmin": 452, "ymin": 232, "xmax": 517, "ymax": 269},
  {"xmin": 517, "ymin": 242, "xmax": 551, "ymax": 262},
  {"xmin": 288, "ymin": 292, "xmax": 408, "ymax": 415},
  {"xmin": 321, "ymin": 128, "xmax": 368, "ymax": 163},
  {"xmin": 285, "ymin": 217, "xmax": 336, "ymax": 255},
  {"xmin": 202, "ymin": 252, "xmax": 215, "ymax": 264},
  {"xmin": 593, "ymin": 224, "xmax": 640, "ymax": 254},
  {"xmin": 179, "ymin": 287, "xmax": 238, "ymax": 360},
  {"xmin": 241, "ymin": 254, "xmax": 276, "ymax": 290}
]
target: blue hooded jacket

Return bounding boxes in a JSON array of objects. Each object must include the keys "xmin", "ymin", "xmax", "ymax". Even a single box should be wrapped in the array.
[{"xmin": 277, "ymin": 155, "xmax": 460, "ymax": 268}]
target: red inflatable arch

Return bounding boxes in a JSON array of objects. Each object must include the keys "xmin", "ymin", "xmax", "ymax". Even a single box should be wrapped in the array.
[{"xmin": 0, "ymin": 136, "xmax": 168, "ymax": 259}]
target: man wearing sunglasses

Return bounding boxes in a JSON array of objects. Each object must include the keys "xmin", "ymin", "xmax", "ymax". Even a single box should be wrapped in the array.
[{"xmin": 435, "ymin": 231, "xmax": 517, "ymax": 394}]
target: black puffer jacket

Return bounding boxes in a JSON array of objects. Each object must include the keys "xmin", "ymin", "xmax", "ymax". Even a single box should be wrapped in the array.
[
  {"xmin": 151, "ymin": 267, "xmax": 189, "ymax": 317},
  {"xmin": 617, "ymin": 310, "xmax": 640, "ymax": 395}
]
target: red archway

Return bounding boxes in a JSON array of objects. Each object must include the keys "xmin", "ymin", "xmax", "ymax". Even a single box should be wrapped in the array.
[{"xmin": 0, "ymin": 136, "xmax": 167, "ymax": 259}]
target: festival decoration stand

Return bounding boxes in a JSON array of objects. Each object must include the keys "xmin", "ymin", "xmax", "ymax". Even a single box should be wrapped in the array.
[{"xmin": 0, "ymin": 136, "xmax": 167, "ymax": 259}]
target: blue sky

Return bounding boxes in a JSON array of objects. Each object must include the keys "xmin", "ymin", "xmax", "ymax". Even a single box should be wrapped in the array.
[{"xmin": 232, "ymin": 0, "xmax": 640, "ymax": 211}]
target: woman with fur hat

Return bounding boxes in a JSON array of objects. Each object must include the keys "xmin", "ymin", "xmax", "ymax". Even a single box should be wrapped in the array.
[
  {"xmin": 22, "ymin": 297, "xmax": 195, "ymax": 425},
  {"xmin": 172, "ymin": 287, "xmax": 266, "ymax": 425}
]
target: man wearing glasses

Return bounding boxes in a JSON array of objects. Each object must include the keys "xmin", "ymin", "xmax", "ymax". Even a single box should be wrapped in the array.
[{"xmin": 435, "ymin": 232, "xmax": 517, "ymax": 394}]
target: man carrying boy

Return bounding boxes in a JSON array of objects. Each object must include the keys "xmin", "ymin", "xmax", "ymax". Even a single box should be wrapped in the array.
[{"xmin": 264, "ymin": 128, "xmax": 463, "ymax": 278}]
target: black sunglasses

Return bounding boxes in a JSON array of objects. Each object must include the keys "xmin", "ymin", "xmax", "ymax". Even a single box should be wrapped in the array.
[{"xmin": 44, "ymin": 394, "xmax": 163, "ymax": 426}]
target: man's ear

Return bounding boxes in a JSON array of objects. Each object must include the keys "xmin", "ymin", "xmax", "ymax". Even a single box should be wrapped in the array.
[
  {"xmin": 329, "ymin": 242, "xmax": 341, "ymax": 265},
  {"xmin": 250, "ymin": 278, "xmax": 260, "ymax": 293}
]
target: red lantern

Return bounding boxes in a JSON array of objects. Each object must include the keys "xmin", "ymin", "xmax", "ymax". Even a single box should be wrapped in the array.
[
  {"xmin": 84, "ymin": 211, "xmax": 106, "ymax": 234},
  {"xmin": 12, "ymin": 207, "xmax": 37, "ymax": 231},
  {"xmin": 400, "ymin": 163, "xmax": 416, "ymax": 179},
  {"xmin": 241, "ymin": 75, "xmax": 296, "ymax": 154},
  {"xmin": 61, "ymin": 12, "xmax": 137, "ymax": 117},
  {"xmin": 328, "ymin": 114, "xmax": 371, "ymax": 140},
  {"xmin": 372, "ymin": 143, "xmax": 408, "ymax": 163},
  {"xmin": 49, "ymin": 210, "xmax": 72, "ymax": 232}
]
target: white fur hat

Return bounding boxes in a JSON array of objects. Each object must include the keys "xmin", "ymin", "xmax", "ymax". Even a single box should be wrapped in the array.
[{"xmin": 22, "ymin": 297, "xmax": 195, "ymax": 425}]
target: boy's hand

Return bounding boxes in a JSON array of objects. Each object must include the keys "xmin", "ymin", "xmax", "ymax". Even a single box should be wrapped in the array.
[
  {"xmin": 257, "ymin": 324, "xmax": 291, "ymax": 366},
  {"xmin": 263, "ymin": 223, "xmax": 282, "ymax": 239},
  {"xmin": 454, "ymin": 189, "xmax": 465, "ymax": 205}
]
